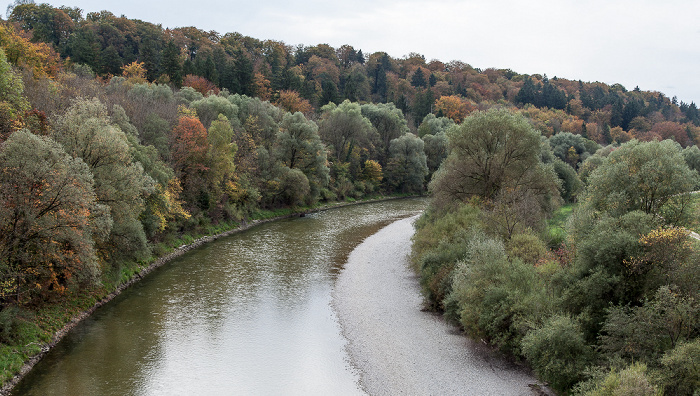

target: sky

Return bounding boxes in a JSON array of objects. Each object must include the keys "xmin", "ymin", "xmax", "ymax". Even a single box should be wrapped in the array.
[{"xmin": 9, "ymin": 0, "xmax": 700, "ymax": 104}]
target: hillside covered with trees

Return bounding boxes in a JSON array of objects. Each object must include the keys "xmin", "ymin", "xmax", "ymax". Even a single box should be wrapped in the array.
[{"xmin": 1, "ymin": 1, "xmax": 699, "ymax": 394}]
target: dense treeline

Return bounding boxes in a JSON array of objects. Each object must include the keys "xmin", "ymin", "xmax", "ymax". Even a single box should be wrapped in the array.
[
  {"xmin": 1, "ymin": 2, "xmax": 700, "ymax": 393},
  {"xmin": 412, "ymin": 109, "xmax": 700, "ymax": 395},
  {"xmin": 4, "ymin": 0, "xmax": 700, "ymax": 140}
]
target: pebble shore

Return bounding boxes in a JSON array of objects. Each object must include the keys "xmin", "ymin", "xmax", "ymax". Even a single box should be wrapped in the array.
[{"xmin": 333, "ymin": 216, "xmax": 551, "ymax": 396}]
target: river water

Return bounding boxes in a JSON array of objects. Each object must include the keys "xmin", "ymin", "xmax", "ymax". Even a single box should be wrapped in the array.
[{"xmin": 11, "ymin": 199, "xmax": 427, "ymax": 396}]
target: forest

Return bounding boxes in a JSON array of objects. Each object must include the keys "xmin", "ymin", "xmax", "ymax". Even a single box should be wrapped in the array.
[{"xmin": 0, "ymin": 1, "xmax": 699, "ymax": 394}]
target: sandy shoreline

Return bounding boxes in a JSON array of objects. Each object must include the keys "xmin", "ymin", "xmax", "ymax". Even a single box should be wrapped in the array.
[{"xmin": 333, "ymin": 216, "xmax": 550, "ymax": 396}]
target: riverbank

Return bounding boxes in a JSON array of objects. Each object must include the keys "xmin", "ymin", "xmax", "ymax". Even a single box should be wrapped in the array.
[
  {"xmin": 333, "ymin": 216, "xmax": 551, "ymax": 395},
  {"xmin": 1, "ymin": 195, "xmax": 419, "ymax": 395}
]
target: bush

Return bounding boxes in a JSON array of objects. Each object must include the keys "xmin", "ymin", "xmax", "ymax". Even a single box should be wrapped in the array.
[
  {"xmin": 507, "ymin": 232, "xmax": 549, "ymax": 264},
  {"xmin": 578, "ymin": 363, "xmax": 661, "ymax": 396},
  {"xmin": 521, "ymin": 315, "xmax": 593, "ymax": 392},
  {"xmin": 447, "ymin": 234, "xmax": 555, "ymax": 354},
  {"xmin": 658, "ymin": 339, "xmax": 700, "ymax": 395}
]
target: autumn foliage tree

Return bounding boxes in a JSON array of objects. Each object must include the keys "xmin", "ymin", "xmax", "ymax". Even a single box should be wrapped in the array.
[
  {"xmin": 434, "ymin": 95, "xmax": 474, "ymax": 123},
  {"xmin": 276, "ymin": 90, "xmax": 312, "ymax": 115},
  {"xmin": 170, "ymin": 111, "xmax": 210, "ymax": 210},
  {"xmin": 183, "ymin": 74, "xmax": 219, "ymax": 96},
  {"xmin": 121, "ymin": 61, "xmax": 147, "ymax": 84},
  {"xmin": 0, "ymin": 22, "xmax": 61, "ymax": 78},
  {"xmin": 0, "ymin": 131, "xmax": 106, "ymax": 304}
]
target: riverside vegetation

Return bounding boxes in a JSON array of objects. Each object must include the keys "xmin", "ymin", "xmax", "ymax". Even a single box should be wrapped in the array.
[
  {"xmin": 1, "ymin": 2, "xmax": 700, "ymax": 394},
  {"xmin": 412, "ymin": 110, "xmax": 700, "ymax": 395}
]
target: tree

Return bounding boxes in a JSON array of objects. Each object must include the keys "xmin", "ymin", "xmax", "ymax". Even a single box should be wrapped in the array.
[
  {"xmin": 205, "ymin": 114, "xmax": 237, "ymax": 214},
  {"xmin": 183, "ymin": 74, "xmax": 218, "ymax": 95},
  {"xmin": 52, "ymin": 98, "xmax": 154, "ymax": 267},
  {"xmin": 417, "ymin": 113, "xmax": 455, "ymax": 137},
  {"xmin": 521, "ymin": 315, "xmax": 593, "ymax": 393},
  {"xmin": 429, "ymin": 108, "xmax": 559, "ymax": 209},
  {"xmin": 0, "ymin": 49, "xmax": 29, "ymax": 141},
  {"xmin": 646, "ymin": 121, "xmax": 692, "ymax": 147},
  {"xmin": 422, "ymin": 131, "xmax": 448, "ymax": 177},
  {"xmin": 0, "ymin": 130, "xmax": 108, "ymax": 304},
  {"xmin": 361, "ymin": 102, "xmax": 409, "ymax": 166},
  {"xmin": 122, "ymin": 61, "xmax": 147, "ymax": 83},
  {"xmin": 384, "ymin": 133, "xmax": 428, "ymax": 194},
  {"xmin": 342, "ymin": 64, "xmax": 371, "ymax": 102},
  {"xmin": 411, "ymin": 67, "xmax": 426, "ymax": 88},
  {"xmin": 190, "ymin": 94, "xmax": 238, "ymax": 129},
  {"xmin": 586, "ymin": 139, "xmax": 699, "ymax": 223},
  {"xmin": 161, "ymin": 40, "xmax": 182, "ymax": 86},
  {"xmin": 600, "ymin": 286, "xmax": 699, "ymax": 364},
  {"xmin": 548, "ymin": 132, "xmax": 599, "ymax": 169},
  {"xmin": 0, "ymin": 23, "xmax": 62, "ymax": 78},
  {"xmin": 99, "ymin": 45, "xmax": 122, "ymax": 76},
  {"xmin": 170, "ymin": 112, "xmax": 209, "ymax": 210},
  {"xmin": 361, "ymin": 159, "xmax": 383, "ymax": 189},
  {"xmin": 433, "ymin": 95, "xmax": 474, "ymax": 124},
  {"xmin": 274, "ymin": 111, "xmax": 329, "ymax": 202},
  {"xmin": 318, "ymin": 100, "xmax": 376, "ymax": 162},
  {"xmin": 276, "ymin": 90, "xmax": 312, "ymax": 115},
  {"xmin": 412, "ymin": 88, "xmax": 434, "ymax": 126}
]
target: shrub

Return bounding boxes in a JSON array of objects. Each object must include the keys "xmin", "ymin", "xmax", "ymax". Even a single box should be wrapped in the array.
[
  {"xmin": 578, "ymin": 363, "xmax": 661, "ymax": 396},
  {"xmin": 507, "ymin": 232, "xmax": 549, "ymax": 264},
  {"xmin": 658, "ymin": 339, "xmax": 700, "ymax": 395},
  {"xmin": 521, "ymin": 315, "xmax": 593, "ymax": 392},
  {"xmin": 447, "ymin": 234, "xmax": 556, "ymax": 353}
]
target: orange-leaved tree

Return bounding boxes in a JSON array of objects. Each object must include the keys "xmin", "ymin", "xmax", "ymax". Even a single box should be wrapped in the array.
[
  {"xmin": 434, "ymin": 95, "xmax": 474, "ymax": 124},
  {"xmin": 170, "ymin": 107, "xmax": 210, "ymax": 210}
]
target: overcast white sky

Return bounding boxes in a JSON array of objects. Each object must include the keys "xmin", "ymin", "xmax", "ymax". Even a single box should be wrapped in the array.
[{"xmin": 12, "ymin": 0, "xmax": 700, "ymax": 104}]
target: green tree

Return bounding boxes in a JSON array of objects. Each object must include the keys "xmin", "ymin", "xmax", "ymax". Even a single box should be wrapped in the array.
[
  {"xmin": 190, "ymin": 94, "xmax": 239, "ymax": 129},
  {"xmin": 429, "ymin": 108, "xmax": 559, "ymax": 210},
  {"xmin": 548, "ymin": 132, "xmax": 599, "ymax": 169},
  {"xmin": 361, "ymin": 102, "xmax": 409, "ymax": 167},
  {"xmin": 161, "ymin": 40, "xmax": 182, "ymax": 87},
  {"xmin": 411, "ymin": 67, "xmax": 426, "ymax": 88},
  {"xmin": 342, "ymin": 64, "xmax": 371, "ymax": 102},
  {"xmin": 600, "ymin": 286, "xmax": 699, "ymax": 364},
  {"xmin": 318, "ymin": 100, "xmax": 376, "ymax": 163},
  {"xmin": 274, "ymin": 112, "xmax": 329, "ymax": 203},
  {"xmin": 0, "ymin": 49, "xmax": 29, "ymax": 141},
  {"xmin": 52, "ymin": 98, "xmax": 154, "ymax": 268},
  {"xmin": 586, "ymin": 139, "xmax": 699, "ymax": 223},
  {"xmin": 65, "ymin": 26, "xmax": 100, "ymax": 70},
  {"xmin": 412, "ymin": 88, "xmax": 434, "ymax": 127},
  {"xmin": 417, "ymin": 113, "xmax": 454, "ymax": 137},
  {"xmin": 206, "ymin": 114, "xmax": 237, "ymax": 213},
  {"xmin": 384, "ymin": 133, "xmax": 428, "ymax": 194},
  {"xmin": 682, "ymin": 144, "xmax": 700, "ymax": 175},
  {"xmin": 658, "ymin": 339, "xmax": 700, "ymax": 395},
  {"xmin": 421, "ymin": 130, "xmax": 448, "ymax": 178},
  {"xmin": 99, "ymin": 45, "xmax": 122, "ymax": 76},
  {"xmin": 0, "ymin": 130, "xmax": 108, "ymax": 304}
]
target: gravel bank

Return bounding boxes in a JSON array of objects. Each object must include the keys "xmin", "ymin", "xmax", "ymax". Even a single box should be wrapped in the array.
[{"xmin": 333, "ymin": 216, "xmax": 549, "ymax": 396}]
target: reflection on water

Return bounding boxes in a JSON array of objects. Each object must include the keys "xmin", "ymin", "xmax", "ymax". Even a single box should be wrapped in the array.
[{"xmin": 12, "ymin": 199, "xmax": 426, "ymax": 396}]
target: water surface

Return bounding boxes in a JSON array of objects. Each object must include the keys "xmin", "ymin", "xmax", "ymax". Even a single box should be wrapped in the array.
[{"xmin": 12, "ymin": 198, "xmax": 426, "ymax": 396}]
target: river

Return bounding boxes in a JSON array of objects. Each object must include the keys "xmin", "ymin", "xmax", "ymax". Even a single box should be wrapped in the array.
[{"xmin": 11, "ymin": 199, "xmax": 427, "ymax": 396}]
